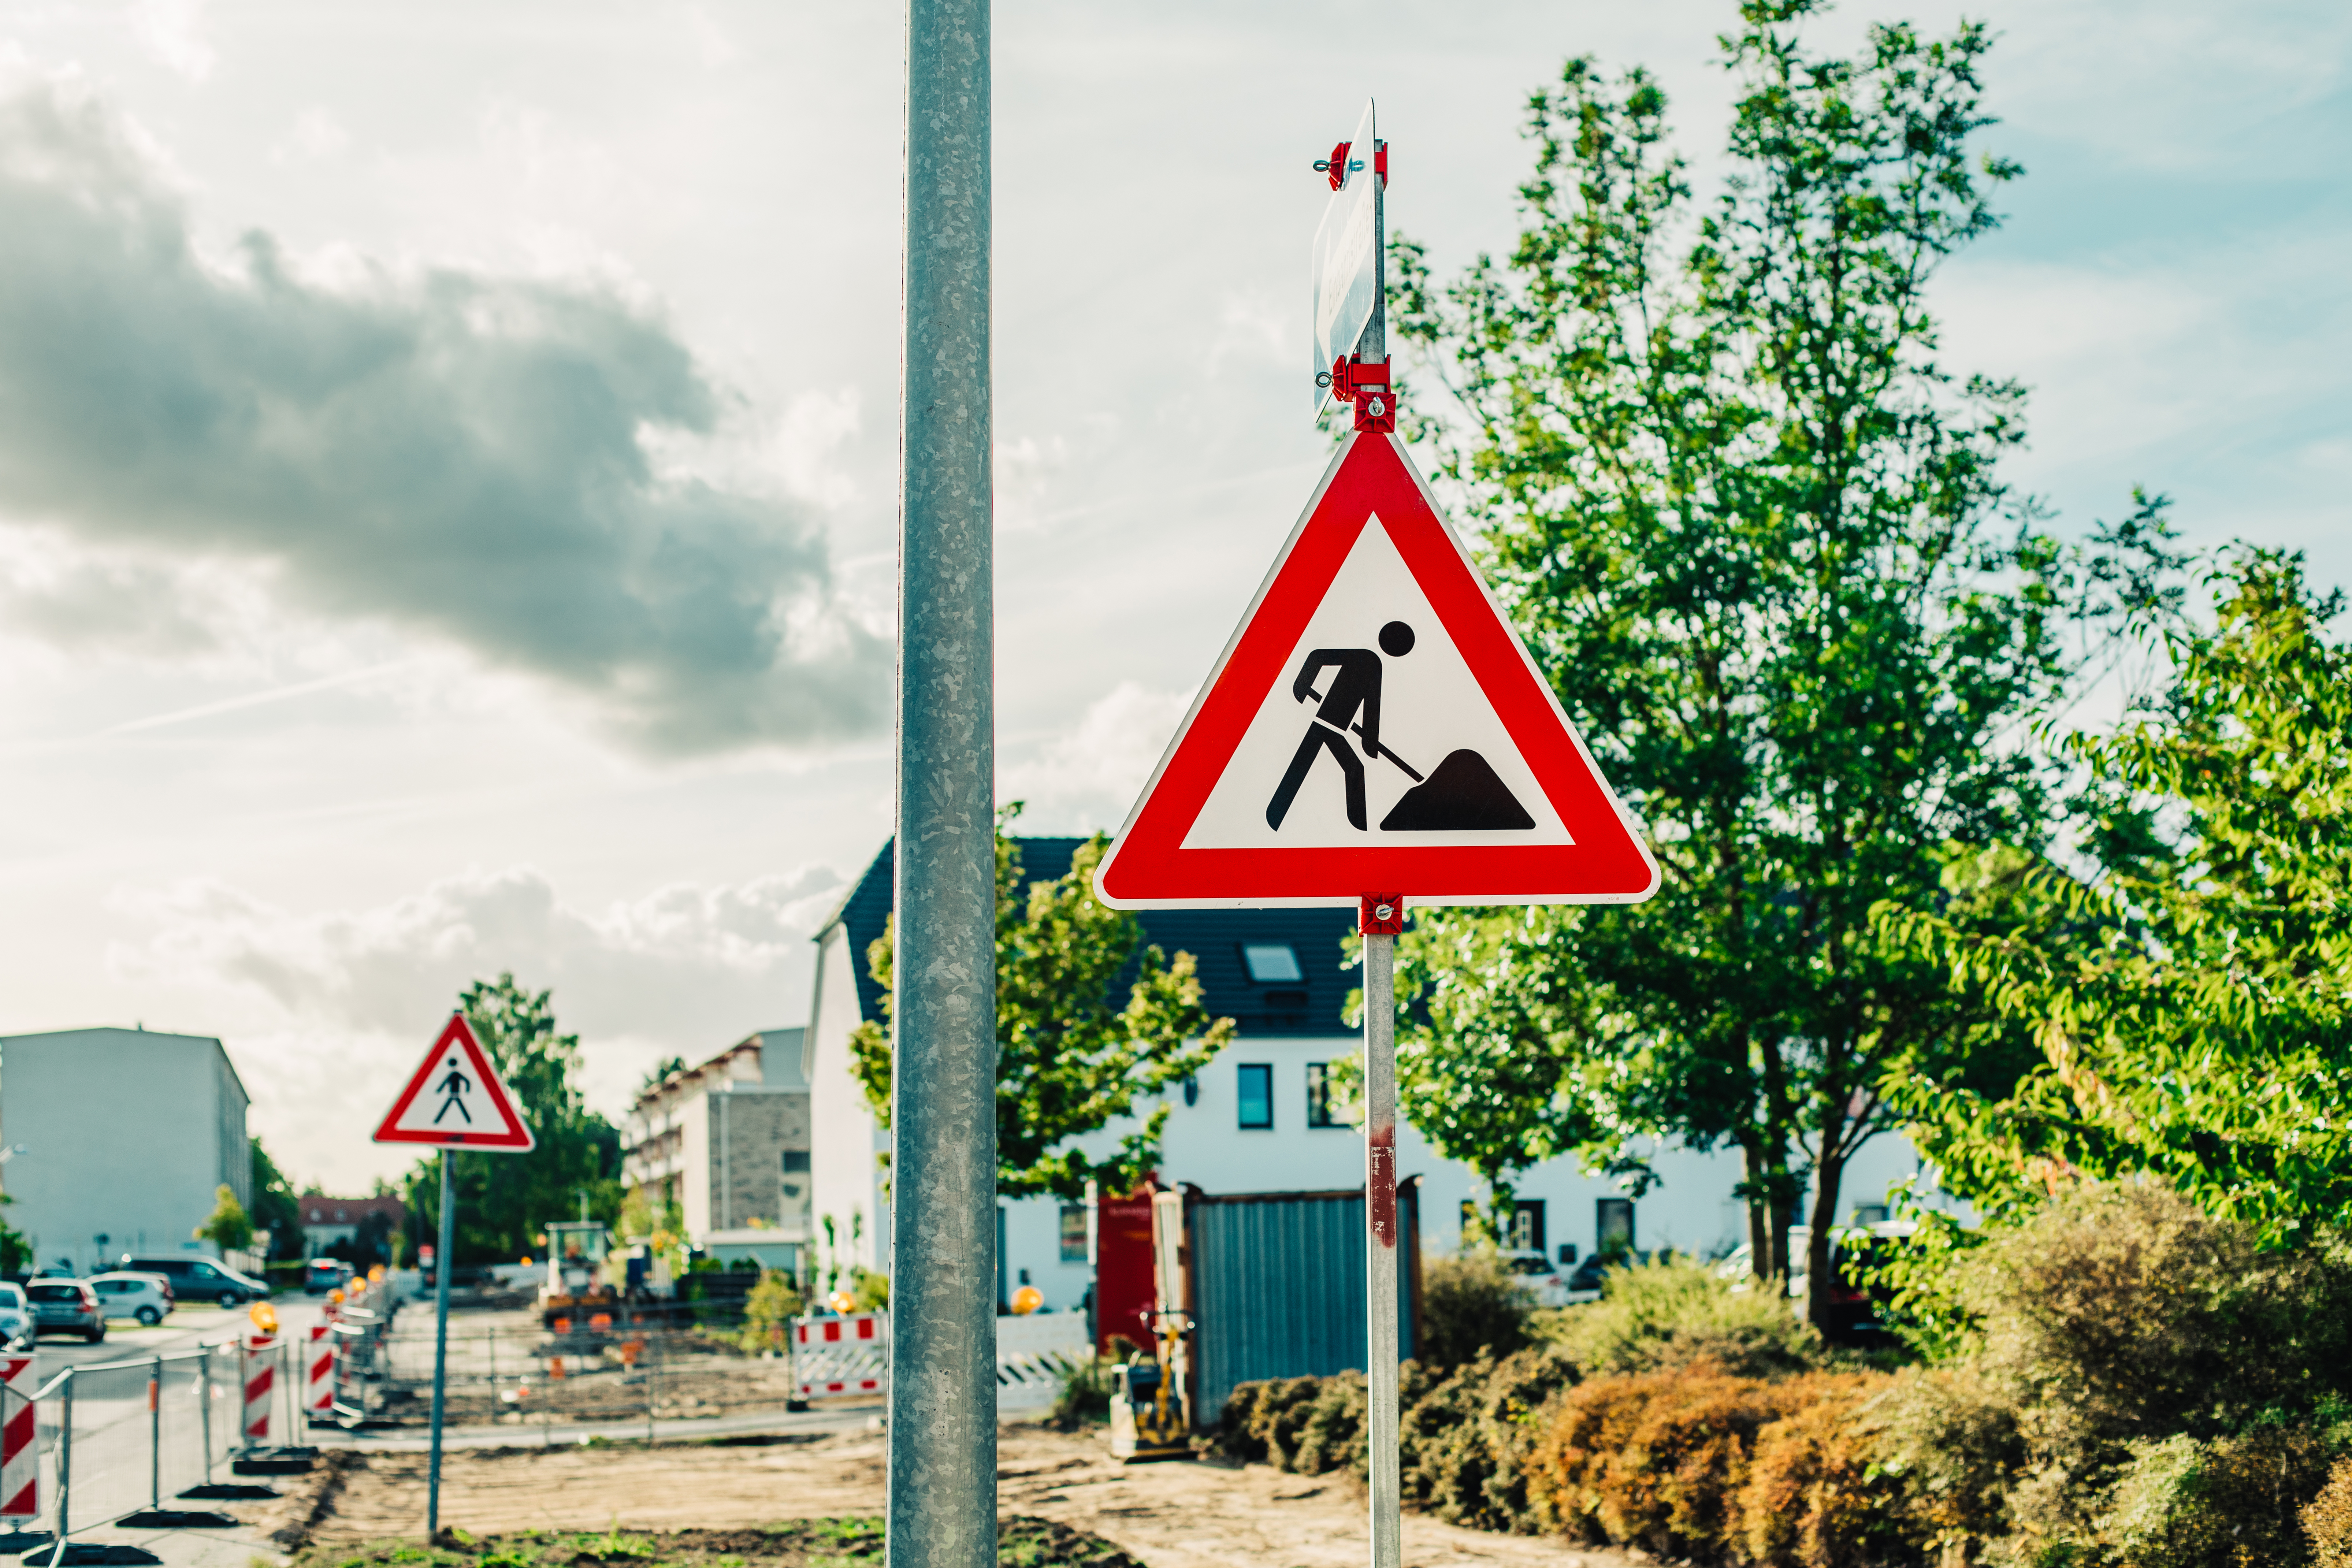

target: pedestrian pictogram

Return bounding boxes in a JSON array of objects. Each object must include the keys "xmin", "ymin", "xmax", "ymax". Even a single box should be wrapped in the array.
[
  {"xmin": 1094, "ymin": 430, "xmax": 1659, "ymax": 909},
  {"xmin": 372, "ymin": 1013, "xmax": 535, "ymax": 1150}
]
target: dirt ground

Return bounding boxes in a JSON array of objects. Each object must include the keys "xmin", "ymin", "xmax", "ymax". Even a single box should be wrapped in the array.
[{"xmin": 273, "ymin": 1423, "xmax": 1639, "ymax": 1568}]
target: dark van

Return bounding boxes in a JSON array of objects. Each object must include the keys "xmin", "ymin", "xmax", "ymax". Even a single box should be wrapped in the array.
[{"xmin": 121, "ymin": 1256, "xmax": 266, "ymax": 1307}]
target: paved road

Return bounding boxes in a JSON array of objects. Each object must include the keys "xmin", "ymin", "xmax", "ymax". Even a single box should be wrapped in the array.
[{"xmin": 31, "ymin": 1296, "xmax": 329, "ymax": 1375}]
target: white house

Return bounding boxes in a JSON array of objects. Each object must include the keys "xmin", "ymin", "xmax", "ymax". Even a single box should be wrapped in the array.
[
  {"xmin": 0, "ymin": 1026, "xmax": 253, "ymax": 1275},
  {"xmin": 621, "ymin": 1027, "xmax": 811, "ymax": 1270},
  {"xmin": 806, "ymin": 839, "xmax": 1945, "ymax": 1311}
]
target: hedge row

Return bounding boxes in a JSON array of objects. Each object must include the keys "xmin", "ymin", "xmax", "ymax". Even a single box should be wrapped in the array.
[{"xmin": 1222, "ymin": 1359, "xmax": 2352, "ymax": 1567}]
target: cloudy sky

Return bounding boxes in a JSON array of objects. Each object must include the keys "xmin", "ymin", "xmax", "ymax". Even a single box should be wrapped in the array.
[{"xmin": 1, "ymin": 0, "xmax": 2344, "ymax": 1194}]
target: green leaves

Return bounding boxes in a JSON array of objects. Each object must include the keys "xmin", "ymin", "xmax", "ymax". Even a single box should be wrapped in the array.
[
  {"xmin": 848, "ymin": 808, "xmax": 1234, "ymax": 1200},
  {"xmin": 1385, "ymin": 6, "xmax": 2133, "ymax": 1309},
  {"xmin": 1884, "ymin": 553, "xmax": 2352, "ymax": 1242}
]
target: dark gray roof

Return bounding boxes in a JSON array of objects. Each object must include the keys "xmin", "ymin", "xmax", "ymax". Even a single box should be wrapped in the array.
[{"xmin": 818, "ymin": 839, "xmax": 1359, "ymax": 1038}]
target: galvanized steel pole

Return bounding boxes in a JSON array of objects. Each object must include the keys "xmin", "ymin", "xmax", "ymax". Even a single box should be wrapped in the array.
[
  {"xmin": 427, "ymin": 1148, "xmax": 454, "ymax": 1537},
  {"xmin": 890, "ymin": 0, "xmax": 996, "ymax": 1561},
  {"xmin": 1363, "ymin": 927, "xmax": 1400, "ymax": 1568}
]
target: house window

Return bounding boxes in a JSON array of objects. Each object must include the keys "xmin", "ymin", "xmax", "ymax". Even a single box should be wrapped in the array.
[
  {"xmin": 1241, "ymin": 944, "xmax": 1302, "ymax": 983},
  {"xmin": 782, "ymin": 1151, "xmax": 811, "ymax": 1174},
  {"xmin": 1597, "ymin": 1197, "xmax": 1635, "ymax": 1259},
  {"xmin": 1237, "ymin": 1064, "xmax": 1274, "ymax": 1129},
  {"xmin": 1509, "ymin": 1201, "xmax": 1546, "ymax": 1255},
  {"xmin": 1306, "ymin": 1063, "xmax": 1336, "ymax": 1127},
  {"xmin": 1059, "ymin": 1204, "xmax": 1088, "ymax": 1263}
]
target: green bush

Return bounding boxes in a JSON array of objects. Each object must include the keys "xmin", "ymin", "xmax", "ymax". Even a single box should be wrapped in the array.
[
  {"xmin": 1966, "ymin": 1186, "xmax": 2352, "ymax": 1456},
  {"xmin": 1216, "ymin": 1375, "xmax": 1326, "ymax": 1467},
  {"xmin": 732, "ymin": 1269, "xmax": 802, "ymax": 1356},
  {"xmin": 1551, "ymin": 1256, "xmax": 1827, "ymax": 1379},
  {"xmin": 2093, "ymin": 1425, "xmax": 2338, "ymax": 1568},
  {"xmin": 1873, "ymin": 1367, "xmax": 2029, "ymax": 1561},
  {"xmin": 1417, "ymin": 1248, "xmax": 1535, "ymax": 1369},
  {"xmin": 1397, "ymin": 1346, "xmax": 1576, "ymax": 1534},
  {"xmin": 1048, "ymin": 1356, "xmax": 1114, "ymax": 1431}
]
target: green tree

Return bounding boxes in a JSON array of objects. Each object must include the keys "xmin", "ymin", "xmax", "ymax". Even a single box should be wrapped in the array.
[
  {"xmin": 639, "ymin": 1056, "xmax": 687, "ymax": 1095},
  {"xmin": 194, "ymin": 1184, "xmax": 254, "ymax": 1254},
  {"xmin": 400, "ymin": 974, "xmax": 623, "ymax": 1265},
  {"xmin": 736, "ymin": 1268, "xmax": 806, "ymax": 1355},
  {"xmin": 248, "ymin": 1137, "xmax": 303, "ymax": 1260},
  {"xmin": 1886, "ymin": 551, "xmax": 2352, "ymax": 1243},
  {"xmin": 1386, "ymin": 1, "xmax": 2167, "ymax": 1324},
  {"xmin": 0, "ymin": 1200, "xmax": 31, "ymax": 1277},
  {"xmin": 848, "ymin": 808, "xmax": 1235, "ymax": 1200}
]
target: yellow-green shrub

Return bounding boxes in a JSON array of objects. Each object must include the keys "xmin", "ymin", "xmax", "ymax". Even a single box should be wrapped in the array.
[
  {"xmin": 1551, "ymin": 1256, "xmax": 1827, "ymax": 1379},
  {"xmin": 2306, "ymin": 1456, "xmax": 2352, "ymax": 1568}
]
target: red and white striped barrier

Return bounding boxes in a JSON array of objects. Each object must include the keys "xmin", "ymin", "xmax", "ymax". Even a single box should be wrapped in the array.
[
  {"xmin": 791, "ymin": 1312, "xmax": 888, "ymax": 1398},
  {"xmin": 0, "ymin": 1356, "xmax": 34, "ymax": 1520},
  {"xmin": 306, "ymin": 1324, "xmax": 334, "ymax": 1416},
  {"xmin": 243, "ymin": 1335, "xmax": 276, "ymax": 1444}
]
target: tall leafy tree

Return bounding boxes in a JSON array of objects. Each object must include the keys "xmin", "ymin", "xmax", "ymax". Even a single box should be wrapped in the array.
[
  {"xmin": 1887, "ymin": 551, "xmax": 2352, "ymax": 1242},
  {"xmin": 402, "ymin": 974, "xmax": 621, "ymax": 1265},
  {"xmin": 248, "ymin": 1137, "xmax": 304, "ymax": 1260},
  {"xmin": 850, "ymin": 807, "xmax": 1234, "ymax": 1200},
  {"xmin": 1387, "ymin": 0, "xmax": 2163, "ymax": 1322}
]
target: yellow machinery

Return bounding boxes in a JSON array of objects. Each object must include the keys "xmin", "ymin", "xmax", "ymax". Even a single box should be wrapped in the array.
[{"xmin": 1110, "ymin": 1189, "xmax": 1193, "ymax": 1462}]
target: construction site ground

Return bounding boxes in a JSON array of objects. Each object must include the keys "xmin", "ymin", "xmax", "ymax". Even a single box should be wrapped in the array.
[{"xmin": 244, "ymin": 1420, "xmax": 1635, "ymax": 1568}]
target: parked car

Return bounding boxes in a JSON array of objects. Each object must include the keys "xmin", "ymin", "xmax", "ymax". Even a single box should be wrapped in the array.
[
  {"xmin": 0, "ymin": 1284, "xmax": 31, "ymax": 1351},
  {"xmin": 26, "ymin": 1280, "xmax": 104, "ymax": 1342},
  {"xmin": 1502, "ymin": 1249, "xmax": 1575, "ymax": 1307},
  {"xmin": 89, "ymin": 1271, "xmax": 174, "ymax": 1327},
  {"xmin": 304, "ymin": 1259, "xmax": 353, "ymax": 1294},
  {"xmin": 120, "ymin": 1255, "xmax": 268, "ymax": 1307},
  {"xmin": 1713, "ymin": 1222, "xmax": 1913, "ymax": 1344}
]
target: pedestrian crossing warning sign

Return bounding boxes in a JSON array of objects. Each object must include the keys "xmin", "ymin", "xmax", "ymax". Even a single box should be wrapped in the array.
[
  {"xmin": 372, "ymin": 1013, "xmax": 535, "ymax": 1150},
  {"xmin": 1094, "ymin": 432, "xmax": 1659, "ymax": 910}
]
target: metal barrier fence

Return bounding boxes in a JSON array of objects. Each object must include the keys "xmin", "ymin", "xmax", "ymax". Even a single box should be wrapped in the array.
[{"xmin": 3, "ymin": 1332, "xmax": 350, "ymax": 1556}]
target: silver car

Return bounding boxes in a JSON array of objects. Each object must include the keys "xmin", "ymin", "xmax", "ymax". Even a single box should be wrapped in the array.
[{"xmin": 89, "ymin": 1271, "xmax": 173, "ymax": 1327}]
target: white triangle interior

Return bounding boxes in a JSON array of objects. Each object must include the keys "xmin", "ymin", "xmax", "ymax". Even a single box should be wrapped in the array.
[
  {"xmin": 391, "ymin": 1042, "xmax": 516, "ymax": 1136},
  {"xmin": 1181, "ymin": 514, "xmax": 1573, "ymax": 851}
]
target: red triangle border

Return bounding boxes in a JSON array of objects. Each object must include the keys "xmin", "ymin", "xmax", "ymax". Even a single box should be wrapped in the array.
[
  {"xmin": 1095, "ymin": 434, "xmax": 1659, "ymax": 909},
  {"xmin": 372, "ymin": 1013, "xmax": 537, "ymax": 1150}
]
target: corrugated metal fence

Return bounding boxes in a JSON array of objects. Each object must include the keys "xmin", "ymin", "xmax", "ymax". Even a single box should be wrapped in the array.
[{"xmin": 1186, "ymin": 1178, "xmax": 1420, "ymax": 1423}]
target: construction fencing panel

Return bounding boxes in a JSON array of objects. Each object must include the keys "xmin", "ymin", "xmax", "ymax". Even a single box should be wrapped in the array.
[
  {"xmin": 993, "ymin": 1313, "xmax": 1088, "ymax": 1415},
  {"xmin": 1186, "ymin": 1180, "xmax": 1421, "ymax": 1425}
]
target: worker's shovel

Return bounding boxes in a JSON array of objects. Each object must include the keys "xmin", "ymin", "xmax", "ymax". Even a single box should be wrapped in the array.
[{"xmin": 1303, "ymin": 685, "xmax": 1426, "ymax": 783}]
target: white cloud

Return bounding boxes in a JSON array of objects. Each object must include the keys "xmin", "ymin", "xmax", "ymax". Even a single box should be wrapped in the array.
[
  {"xmin": 127, "ymin": 0, "xmax": 213, "ymax": 82},
  {"xmin": 1003, "ymin": 680, "xmax": 1194, "ymax": 831},
  {"xmin": 269, "ymin": 107, "xmax": 349, "ymax": 166},
  {"xmin": 105, "ymin": 864, "xmax": 846, "ymax": 1190}
]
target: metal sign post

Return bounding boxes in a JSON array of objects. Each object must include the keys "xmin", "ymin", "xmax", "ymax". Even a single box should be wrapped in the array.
[
  {"xmin": 891, "ymin": 0, "xmax": 996, "ymax": 1562},
  {"xmin": 427, "ymin": 1149, "xmax": 454, "ymax": 1535},
  {"xmin": 371, "ymin": 1013, "xmax": 537, "ymax": 1541},
  {"xmin": 1360, "ymin": 896, "xmax": 1403, "ymax": 1568}
]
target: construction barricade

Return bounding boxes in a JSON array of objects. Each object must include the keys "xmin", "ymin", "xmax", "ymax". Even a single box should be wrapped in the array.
[
  {"xmin": 241, "ymin": 1337, "xmax": 276, "ymax": 1446},
  {"xmin": 0, "ymin": 1356, "xmax": 33, "ymax": 1526},
  {"xmin": 790, "ymin": 1312, "xmax": 888, "ymax": 1399}
]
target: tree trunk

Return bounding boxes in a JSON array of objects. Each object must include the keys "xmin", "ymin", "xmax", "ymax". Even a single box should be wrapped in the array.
[
  {"xmin": 1742, "ymin": 1141, "xmax": 1773, "ymax": 1283},
  {"xmin": 1804, "ymin": 1145, "xmax": 1848, "ymax": 1335}
]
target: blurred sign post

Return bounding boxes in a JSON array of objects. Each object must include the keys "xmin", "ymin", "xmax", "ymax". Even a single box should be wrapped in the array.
[
  {"xmin": 373, "ymin": 1013, "xmax": 534, "ymax": 1537},
  {"xmin": 1097, "ymin": 103, "xmax": 1658, "ymax": 1568}
]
